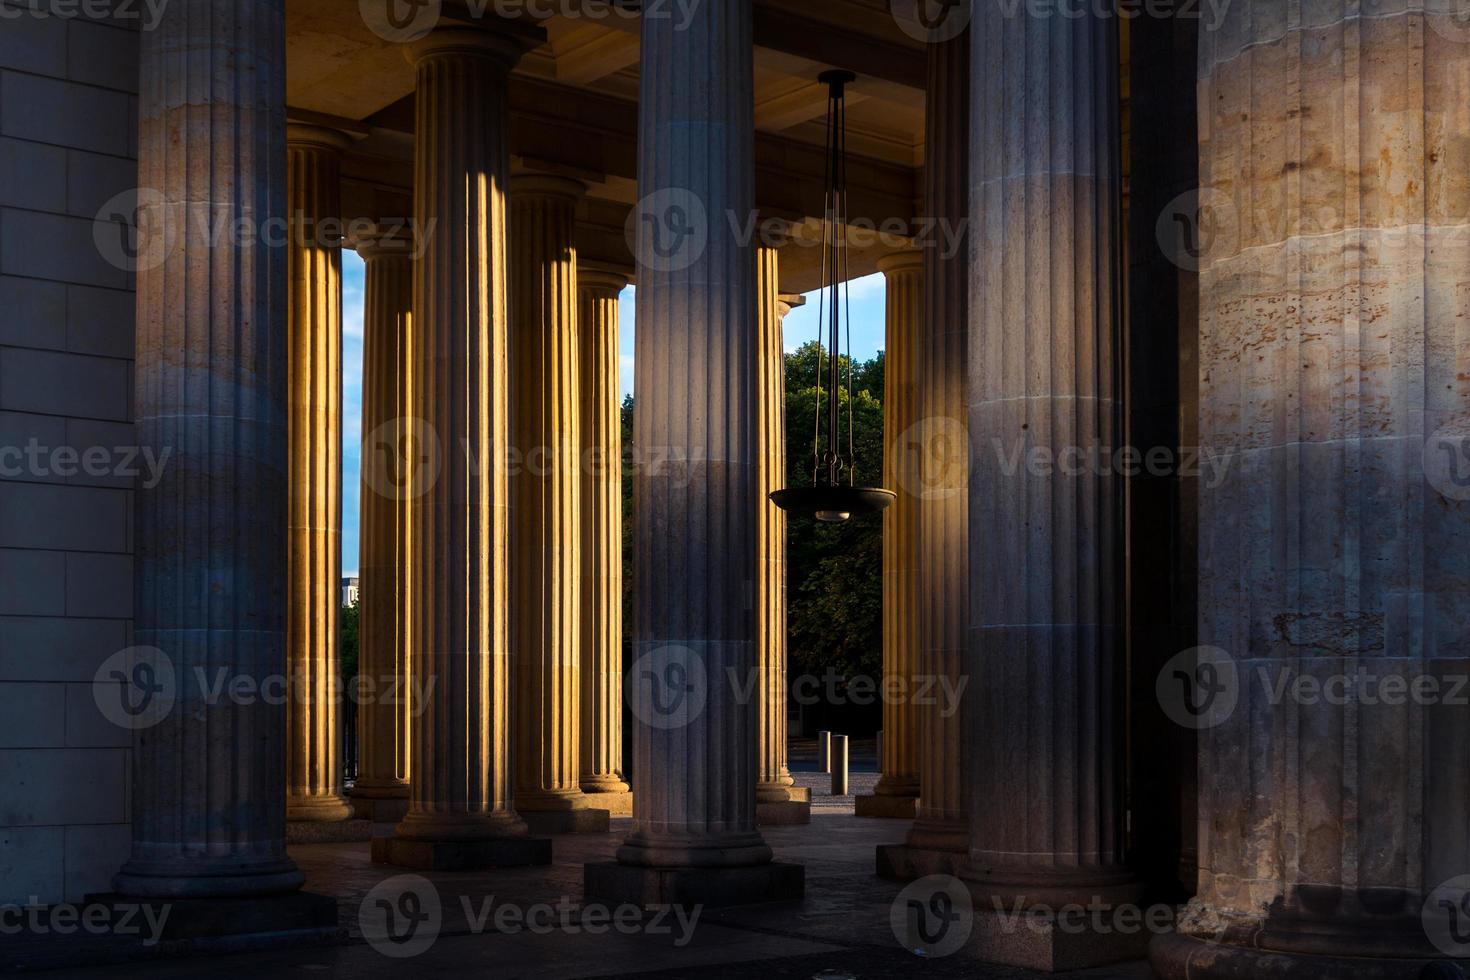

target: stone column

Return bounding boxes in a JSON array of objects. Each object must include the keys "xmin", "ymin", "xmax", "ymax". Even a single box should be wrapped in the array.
[
  {"xmin": 857, "ymin": 248, "xmax": 922, "ymax": 820},
  {"xmin": 754, "ymin": 247, "xmax": 808, "ymax": 826},
  {"xmin": 578, "ymin": 263, "xmax": 632, "ymax": 815},
  {"xmin": 1151, "ymin": 5, "xmax": 1470, "ymax": 978},
  {"xmin": 877, "ymin": 26, "xmax": 970, "ymax": 880},
  {"xmin": 962, "ymin": 7, "xmax": 1138, "ymax": 970},
  {"xmin": 378, "ymin": 25, "xmax": 550, "ymax": 871},
  {"xmin": 117, "ymin": 0, "xmax": 311, "ymax": 903},
  {"xmin": 285, "ymin": 124, "xmax": 352, "ymax": 825},
  {"xmin": 352, "ymin": 226, "xmax": 414, "ymax": 824},
  {"xmin": 508, "ymin": 174, "xmax": 607, "ymax": 835},
  {"xmin": 585, "ymin": 0, "xmax": 802, "ymax": 906}
]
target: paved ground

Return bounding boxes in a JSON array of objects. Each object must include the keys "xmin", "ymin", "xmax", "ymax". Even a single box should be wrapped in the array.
[{"xmin": 33, "ymin": 796, "xmax": 1156, "ymax": 980}]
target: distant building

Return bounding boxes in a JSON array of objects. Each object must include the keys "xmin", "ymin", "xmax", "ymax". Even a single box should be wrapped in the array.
[{"xmin": 341, "ymin": 577, "xmax": 360, "ymax": 608}]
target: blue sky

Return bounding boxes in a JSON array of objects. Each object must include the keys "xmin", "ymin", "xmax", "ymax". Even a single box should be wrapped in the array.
[{"xmin": 341, "ymin": 252, "xmax": 886, "ymax": 575}]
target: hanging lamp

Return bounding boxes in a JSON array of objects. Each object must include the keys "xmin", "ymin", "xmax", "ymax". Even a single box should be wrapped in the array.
[{"xmin": 769, "ymin": 70, "xmax": 896, "ymax": 524}]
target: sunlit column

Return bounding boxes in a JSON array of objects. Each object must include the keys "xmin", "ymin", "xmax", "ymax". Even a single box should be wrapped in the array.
[
  {"xmin": 285, "ymin": 123, "xmax": 352, "ymax": 824},
  {"xmin": 380, "ymin": 26, "xmax": 549, "ymax": 870},
  {"xmin": 578, "ymin": 264, "xmax": 632, "ymax": 811},
  {"xmin": 352, "ymin": 225, "xmax": 414, "ymax": 821},
  {"xmin": 509, "ymin": 174, "xmax": 607, "ymax": 833}
]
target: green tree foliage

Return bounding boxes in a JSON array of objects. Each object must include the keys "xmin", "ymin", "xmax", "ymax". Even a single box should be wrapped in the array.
[
  {"xmin": 617, "ymin": 341, "xmax": 884, "ymax": 682},
  {"xmin": 783, "ymin": 340, "xmax": 884, "ymax": 680}
]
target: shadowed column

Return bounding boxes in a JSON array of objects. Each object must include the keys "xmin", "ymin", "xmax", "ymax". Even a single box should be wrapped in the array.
[
  {"xmin": 118, "ymin": 0, "xmax": 305, "ymax": 901},
  {"xmin": 584, "ymin": 0, "xmax": 803, "ymax": 907},
  {"xmin": 578, "ymin": 263, "xmax": 632, "ymax": 814},
  {"xmin": 377, "ymin": 25, "xmax": 550, "ymax": 871},
  {"xmin": 509, "ymin": 174, "xmax": 608, "ymax": 834},
  {"xmin": 285, "ymin": 124, "xmax": 352, "ymax": 825},
  {"xmin": 352, "ymin": 225, "xmax": 414, "ymax": 824},
  {"xmin": 877, "ymin": 24, "xmax": 970, "ymax": 881},
  {"xmin": 1151, "ymin": 4, "xmax": 1470, "ymax": 977},
  {"xmin": 857, "ymin": 248, "xmax": 922, "ymax": 820},
  {"xmin": 963, "ymin": 5, "xmax": 1139, "ymax": 970}
]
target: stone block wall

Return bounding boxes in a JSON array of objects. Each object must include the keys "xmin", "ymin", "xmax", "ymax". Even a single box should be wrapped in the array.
[{"xmin": 0, "ymin": 0, "xmax": 139, "ymax": 905}]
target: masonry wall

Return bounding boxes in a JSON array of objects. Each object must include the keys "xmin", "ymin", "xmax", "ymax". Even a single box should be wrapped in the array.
[{"xmin": 0, "ymin": 2, "xmax": 139, "ymax": 905}]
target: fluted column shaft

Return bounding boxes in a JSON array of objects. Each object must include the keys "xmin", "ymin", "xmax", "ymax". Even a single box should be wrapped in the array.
[
  {"xmin": 510, "ymin": 175, "xmax": 591, "ymax": 814},
  {"xmin": 908, "ymin": 26, "xmax": 970, "ymax": 856},
  {"xmin": 578, "ymin": 266, "xmax": 630, "ymax": 797},
  {"xmin": 394, "ymin": 29, "xmax": 528, "ymax": 843},
  {"xmin": 755, "ymin": 246, "xmax": 794, "ymax": 804},
  {"xmin": 1153, "ymin": 5, "xmax": 1470, "ymax": 976},
  {"xmin": 285, "ymin": 126, "xmax": 351, "ymax": 822},
  {"xmin": 354, "ymin": 229, "xmax": 414, "ymax": 802},
  {"xmin": 618, "ymin": 0, "xmax": 771, "ymax": 869},
  {"xmin": 118, "ymin": 0, "xmax": 302, "ymax": 897},
  {"xmin": 874, "ymin": 249, "xmax": 923, "ymax": 801},
  {"xmin": 964, "ymin": 6, "xmax": 1134, "ymax": 908}
]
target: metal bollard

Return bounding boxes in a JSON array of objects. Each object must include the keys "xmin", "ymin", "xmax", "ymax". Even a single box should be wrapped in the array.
[
  {"xmin": 818, "ymin": 730, "xmax": 832, "ymax": 773},
  {"xmin": 832, "ymin": 734, "xmax": 849, "ymax": 795}
]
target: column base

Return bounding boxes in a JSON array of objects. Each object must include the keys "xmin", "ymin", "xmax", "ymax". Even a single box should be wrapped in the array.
[
  {"xmin": 372, "ymin": 835, "xmax": 552, "ymax": 871},
  {"xmin": 350, "ymin": 794, "xmax": 411, "ymax": 824},
  {"xmin": 114, "ymin": 858, "xmax": 305, "ymax": 899},
  {"xmin": 285, "ymin": 795, "xmax": 354, "ymax": 823},
  {"xmin": 968, "ymin": 902, "xmax": 1153, "ymax": 972},
  {"xmin": 1149, "ymin": 932, "xmax": 1455, "ymax": 980},
  {"xmin": 521, "ymin": 807, "xmax": 611, "ymax": 835},
  {"xmin": 1, "ymin": 893, "xmax": 339, "ymax": 972},
  {"xmin": 756, "ymin": 796, "xmax": 812, "ymax": 826},
  {"xmin": 854, "ymin": 793, "xmax": 918, "ymax": 818},
  {"xmin": 584, "ymin": 861, "xmax": 804, "ymax": 908},
  {"xmin": 579, "ymin": 789, "xmax": 633, "ymax": 816},
  {"xmin": 876, "ymin": 841, "xmax": 966, "ymax": 881},
  {"xmin": 581, "ymin": 775, "xmax": 631, "ymax": 796},
  {"xmin": 287, "ymin": 818, "xmax": 374, "ymax": 843}
]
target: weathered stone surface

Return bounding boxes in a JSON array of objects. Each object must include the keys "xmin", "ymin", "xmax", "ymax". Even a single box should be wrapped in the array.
[
  {"xmin": 116, "ymin": 0, "xmax": 302, "ymax": 900},
  {"xmin": 584, "ymin": 861, "xmax": 804, "ymax": 908},
  {"xmin": 1152, "ymin": 3, "xmax": 1470, "ymax": 976},
  {"xmin": 962, "ymin": 7, "xmax": 1137, "ymax": 967}
]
